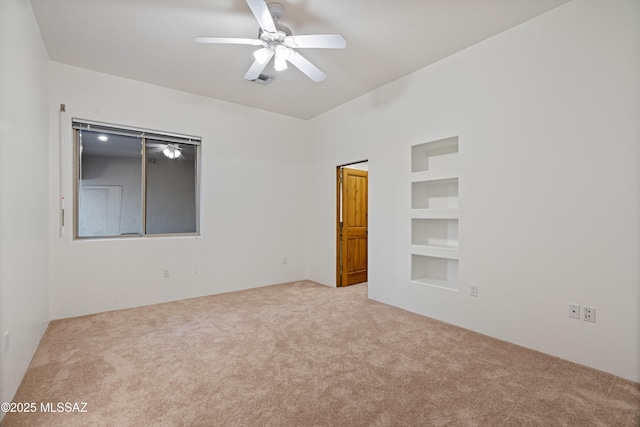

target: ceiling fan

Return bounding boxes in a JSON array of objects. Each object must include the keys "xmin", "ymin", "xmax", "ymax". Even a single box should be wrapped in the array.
[{"xmin": 195, "ymin": 0, "xmax": 346, "ymax": 82}]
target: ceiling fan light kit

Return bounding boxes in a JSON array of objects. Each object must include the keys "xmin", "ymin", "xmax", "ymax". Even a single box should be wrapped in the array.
[
  {"xmin": 253, "ymin": 48, "xmax": 271, "ymax": 64},
  {"xmin": 195, "ymin": 0, "xmax": 346, "ymax": 82},
  {"xmin": 274, "ymin": 57, "xmax": 288, "ymax": 71}
]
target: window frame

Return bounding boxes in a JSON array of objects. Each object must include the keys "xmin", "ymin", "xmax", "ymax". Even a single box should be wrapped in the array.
[{"xmin": 73, "ymin": 119, "xmax": 201, "ymax": 239}]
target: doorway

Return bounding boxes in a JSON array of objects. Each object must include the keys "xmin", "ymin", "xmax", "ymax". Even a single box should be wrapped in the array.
[{"xmin": 336, "ymin": 161, "xmax": 368, "ymax": 287}]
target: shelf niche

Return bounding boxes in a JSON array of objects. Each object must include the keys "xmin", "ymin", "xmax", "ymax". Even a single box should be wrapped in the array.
[
  {"xmin": 411, "ymin": 218, "xmax": 459, "ymax": 249},
  {"xmin": 411, "ymin": 255, "xmax": 458, "ymax": 289},
  {"xmin": 411, "ymin": 136, "xmax": 459, "ymax": 173},
  {"xmin": 411, "ymin": 178, "xmax": 459, "ymax": 210},
  {"xmin": 411, "ymin": 136, "xmax": 460, "ymax": 291}
]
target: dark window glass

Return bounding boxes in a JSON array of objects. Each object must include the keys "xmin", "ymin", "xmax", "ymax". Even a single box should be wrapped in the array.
[{"xmin": 75, "ymin": 123, "xmax": 200, "ymax": 238}]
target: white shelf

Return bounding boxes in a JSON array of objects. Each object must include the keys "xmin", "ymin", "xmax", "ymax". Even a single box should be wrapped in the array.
[
  {"xmin": 411, "ymin": 245, "xmax": 459, "ymax": 260},
  {"xmin": 411, "ymin": 277, "xmax": 459, "ymax": 291},
  {"xmin": 412, "ymin": 242, "xmax": 459, "ymax": 250},
  {"xmin": 411, "ymin": 168, "xmax": 459, "ymax": 183},
  {"xmin": 410, "ymin": 136, "xmax": 460, "ymax": 291},
  {"xmin": 411, "ymin": 209, "xmax": 459, "ymax": 219}
]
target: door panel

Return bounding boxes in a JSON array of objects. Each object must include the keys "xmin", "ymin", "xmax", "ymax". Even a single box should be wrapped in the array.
[
  {"xmin": 339, "ymin": 168, "xmax": 368, "ymax": 286},
  {"xmin": 79, "ymin": 185, "xmax": 122, "ymax": 237}
]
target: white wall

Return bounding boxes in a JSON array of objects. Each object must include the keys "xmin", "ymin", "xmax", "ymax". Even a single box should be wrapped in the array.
[
  {"xmin": 0, "ymin": 0, "xmax": 50, "ymax": 413},
  {"xmin": 48, "ymin": 62, "xmax": 308, "ymax": 319},
  {"xmin": 306, "ymin": 0, "xmax": 640, "ymax": 382}
]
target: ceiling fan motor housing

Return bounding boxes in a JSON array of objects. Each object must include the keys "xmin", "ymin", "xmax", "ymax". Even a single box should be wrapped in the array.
[
  {"xmin": 268, "ymin": 3, "xmax": 286, "ymax": 21},
  {"xmin": 259, "ymin": 3, "xmax": 291, "ymax": 40}
]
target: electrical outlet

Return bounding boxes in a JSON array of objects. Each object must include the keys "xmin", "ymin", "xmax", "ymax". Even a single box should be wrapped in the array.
[
  {"xmin": 569, "ymin": 304, "xmax": 580, "ymax": 319},
  {"xmin": 470, "ymin": 285, "xmax": 478, "ymax": 297},
  {"xmin": 283, "ymin": 257, "xmax": 287, "ymax": 264},
  {"xmin": 584, "ymin": 307, "xmax": 596, "ymax": 323},
  {"xmin": 3, "ymin": 332, "xmax": 9, "ymax": 354},
  {"xmin": 162, "ymin": 269, "xmax": 170, "ymax": 278}
]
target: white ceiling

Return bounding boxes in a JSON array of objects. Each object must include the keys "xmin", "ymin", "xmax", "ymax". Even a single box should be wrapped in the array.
[{"xmin": 30, "ymin": 0, "xmax": 570, "ymax": 120}]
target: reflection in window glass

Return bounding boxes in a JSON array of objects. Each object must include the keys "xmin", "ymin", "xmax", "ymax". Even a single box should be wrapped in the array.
[
  {"xmin": 145, "ymin": 140, "xmax": 197, "ymax": 234},
  {"xmin": 78, "ymin": 130, "xmax": 142, "ymax": 237},
  {"xmin": 74, "ymin": 121, "xmax": 200, "ymax": 238}
]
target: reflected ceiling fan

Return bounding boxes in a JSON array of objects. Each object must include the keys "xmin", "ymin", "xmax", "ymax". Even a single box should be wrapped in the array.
[
  {"xmin": 195, "ymin": 0, "xmax": 346, "ymax": 82},
  {"xmin": 146, "ymin": 141, "xmax": 184, "ymax": 159}
]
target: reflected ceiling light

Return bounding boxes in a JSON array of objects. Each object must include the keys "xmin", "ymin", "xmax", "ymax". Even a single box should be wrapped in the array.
[
  {"xmin": 163, "ymin": 144, "xmax": 182, "ymax": 160},
  {"xmin": 97, "ymin": 135, "xmax": 109, "ymax": 142}
]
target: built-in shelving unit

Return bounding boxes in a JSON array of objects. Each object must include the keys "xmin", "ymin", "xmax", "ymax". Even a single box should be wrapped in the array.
[{"xmin": 410, "ymin": 136, "xmax": 459, "ymax": 290}]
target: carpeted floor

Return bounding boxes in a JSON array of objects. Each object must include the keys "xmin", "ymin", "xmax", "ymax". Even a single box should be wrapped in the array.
[{"xmin": 2, "ymin": 281, "xmax": 639, "ymax": 426}]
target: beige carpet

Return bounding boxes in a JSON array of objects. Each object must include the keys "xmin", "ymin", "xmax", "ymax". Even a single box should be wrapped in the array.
[{"xmin": 2, "ymin": 281, "xmax": 639, "ymax": 426}]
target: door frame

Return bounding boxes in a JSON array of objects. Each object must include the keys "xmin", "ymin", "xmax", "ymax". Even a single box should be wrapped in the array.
[{"xmin": 336, "ymin": 160, "xmax": 369, "ymax": 287}]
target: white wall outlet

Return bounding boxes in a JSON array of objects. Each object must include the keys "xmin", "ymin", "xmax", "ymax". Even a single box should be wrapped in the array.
[
  {"xmin": 470, "ymin": 285, "xmax": 478, "ymax": 297},
  {"xmin": 162, "ymin": 269, "xmax": 170, "ymax": 278},
  {"xmin": 3, "ymin": 332, "xmax": 9, "ymax": 354},
  {"xmin": 569, "ymin": 304, "xmax": 580, "ymax": 319},
  {"xmin": 584, "ymin": 307, "xmax": 596, "ymax": 323},
  {"xmin": 283, "ymin": 257, "xmax": 287, "ymax": 264}
]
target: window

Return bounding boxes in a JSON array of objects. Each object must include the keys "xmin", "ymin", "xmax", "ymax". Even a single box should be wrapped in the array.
[{"xmin": 73, "ymin": 120, "xmax": 200, "ymax": 238}]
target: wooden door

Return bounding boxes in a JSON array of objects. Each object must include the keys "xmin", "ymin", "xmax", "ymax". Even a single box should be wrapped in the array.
[{"xmin": 338, "ymin": 167, "xmax": 368, "ymax": 287}]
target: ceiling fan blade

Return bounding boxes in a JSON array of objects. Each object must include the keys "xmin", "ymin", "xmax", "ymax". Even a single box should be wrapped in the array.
[
  {"xmin": 284, "ymin": 34, "xmax": 347, "ymax": 49},
  {"xmin": 244, "ymin": 50, "xmax": 275, "ymax": 80},
  {"xmin": 287, "ymin": 51, "xmax": 326, "ymax": 82},
  {"xmin": 245, "ymin": 0, "xmax": 277, "ymax": 33},
  {"xmin": 195, "ymin": 37, "xmax": 264, "ymax": 46}
]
